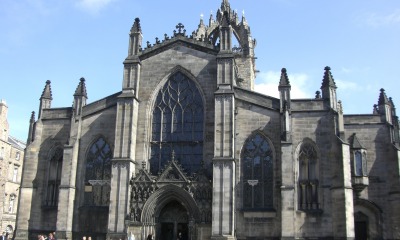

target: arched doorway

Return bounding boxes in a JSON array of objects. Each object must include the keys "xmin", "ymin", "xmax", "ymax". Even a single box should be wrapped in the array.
[{"xmin": 158, "ymin": 200, "xmax": 189, "ymax": 240}]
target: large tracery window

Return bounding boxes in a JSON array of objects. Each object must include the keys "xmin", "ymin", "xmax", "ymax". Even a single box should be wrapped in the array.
[
  {"xmin": 298, "ymin": 140, "xmax": 320, "ymax": 211},
  {"xmin": 242, "ymin": 133, "xmax": 274, "ymax": 209},
  {"xmin": 84, "ymin": 137, "xmax": 112, "ymax": 206},
  {"xmin": 45, "ymin": 148, "xmax": 63, "ymax": 207},
  {"xmin": 150, "ymin": 71, "xmax": 204, "ymax": 176}
]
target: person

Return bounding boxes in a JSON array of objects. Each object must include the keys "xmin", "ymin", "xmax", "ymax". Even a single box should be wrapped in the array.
[
  {"xmin": 146, "ymin": 233, "xmax": 153, "ymax": 240},
  {"xmin": 177, "ymin": 232, "xmax": 183, "ymax": 240},
  {"xmin": 1, "ymin": 232, "xmax": 6, "ymax": 240},
  {"xmin": 48, "ymin": 233, "xmax": 55, "ymax": 240}
]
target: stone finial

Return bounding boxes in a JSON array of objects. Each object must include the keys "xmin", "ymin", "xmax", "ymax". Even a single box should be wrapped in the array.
[
  {"xmin": 279, "ymin": 68, "xmax": 290, "ymax": 86},
  {"xmin": 315, "ymin": 91, "xmax": 321, "ymax": 99},
  {"xmin": 130, "ymin": 18, "xmax": 141, "ymax": 33},
  {"xmin": 176, "ymin": 23, "xmax": 185, "ymax": 34},
  {"xmin": 338, "ymin": 100, "xmax": 343, "ymax": 114},
  {"xmin": 373, "ymin": 104, "xmax": 378, "ymax": 114},
  {"xmin": 40, "ymin": 80, "xmax": 53, "ymax": 100},
  {"xmin": 389, "ymin": 97, "xmax": 396, "ymax": 108},
  {"xmin": 74, "ymin": 77, "xmax": 88, "ymax": 98},
  {"xmin": 378, "ymin": 88, "xmax": 389, "ymax": 105},
  {"xmin": 321, "ymin": 66, "xmax": 337, "ymax": 88},
  {"xmin": 30, "ymin": 111, "xmax": 35, "ymax": 123}
]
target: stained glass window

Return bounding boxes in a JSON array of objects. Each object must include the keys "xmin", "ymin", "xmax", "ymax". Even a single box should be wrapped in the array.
[
  {"xmin": 150, "ymin": 72, "xmax": 204, "ymax": 176},
  {"xmin": 46, "ymin": 148, "xmax": 63, "ymax": 207},
  {"xmin": 85, "ymin": 137, "xmax": 112, "ymax": 206},
  {"xmin": 242, "ymin": 133, "xmax": 274, "ymax": 209}
]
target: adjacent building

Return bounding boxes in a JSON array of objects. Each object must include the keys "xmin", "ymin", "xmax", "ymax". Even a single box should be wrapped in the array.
[
  {"xmin": 0, "ymin": 100, "xmax": 26, "ymax": 239},
  {"xmin": 15, "ymin": 1, "xmax": 400, "ymax": 239}
]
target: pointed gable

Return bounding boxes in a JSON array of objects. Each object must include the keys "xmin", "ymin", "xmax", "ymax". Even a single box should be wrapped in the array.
[
  {"xmin": 350, "ymin": 133, "xmax": 365, "ymax": 149},
  {"xmin": 157, "ymin": 159, "xmax": 190, "ymax": 183}
]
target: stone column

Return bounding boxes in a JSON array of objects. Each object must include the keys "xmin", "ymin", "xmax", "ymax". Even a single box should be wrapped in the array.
[
  {"xmin": 280, "ymin": 142, "xmax": 295, "ymax": 239},
  {"xmin": 212, "ymin": 94, "xmax": 235, "ymax": 240},
  {"xmin": 331, "ymin": 142, "xmax": 355, "ymax": 239},
  {"xmin": 108, "ymin": 98, "xmax": 138, "ymax": 239}
]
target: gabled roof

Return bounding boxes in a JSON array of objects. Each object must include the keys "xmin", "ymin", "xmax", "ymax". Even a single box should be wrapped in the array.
[{"xmin": 350, "ymin": 133, "xmax": 365, "ymax": 149}]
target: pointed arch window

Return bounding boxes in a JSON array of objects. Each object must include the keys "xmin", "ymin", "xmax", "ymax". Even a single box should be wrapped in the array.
[
  {"xmin": 45, "ymin": 148, "xmax": 63, "ymax": 207},
  {"xmin": 84, "ymin": 137, "xmax": 112, "ymax": 206},
  {"xmin": 298, "ymin": 140, "xmax": 319, "ymax": 211},
  {"xmin": 150, "ymin": 71, "xmax": 204, "ymax": 176},
  {"xmin": 242, "ymin": 133, "xmax": 274, "ymax": 209}
]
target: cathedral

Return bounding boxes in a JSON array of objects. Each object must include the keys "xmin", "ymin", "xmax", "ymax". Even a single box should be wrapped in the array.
[{"xmin": 15, "ymin": 0, "xmax": 400, "ymax": 239}]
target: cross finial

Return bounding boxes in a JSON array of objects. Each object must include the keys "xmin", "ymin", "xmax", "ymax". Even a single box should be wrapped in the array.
[{"xmin": 176, "ymin": 23, "xmax": 185, "ymax": 34}]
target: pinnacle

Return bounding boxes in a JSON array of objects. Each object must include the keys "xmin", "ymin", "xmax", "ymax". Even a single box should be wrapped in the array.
[
  {"xmin": 321, "ymin": 66, "xmax": 336, "ymax": 89},
  {"xmin": 74, "ymin": 77, "xmax": 88, "ymax": 98},
  {"xmin": 131, "ymin": 17, "xmax": 142, "ymax": 33},
  {"xmin": 279, "ymin": 68, "xmax": 290, "ymax": 86},
  {"xmin": 40, "ymin": 80, "xmax": 53, "ymax": 100},
  {"xmin": 378, "ymin": 88, "xmax": 389, "ymax": 105}
]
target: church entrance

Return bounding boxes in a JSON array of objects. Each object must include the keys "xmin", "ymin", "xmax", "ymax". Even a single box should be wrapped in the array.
[{"xmin": 158, "ymin": 200, "xmax": 189, "ymax": 240}]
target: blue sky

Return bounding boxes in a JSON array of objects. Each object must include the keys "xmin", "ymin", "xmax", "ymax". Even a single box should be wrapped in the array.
[{"xmin": 1, "ymin": 0, "xmax": 399, "ymax": 141}]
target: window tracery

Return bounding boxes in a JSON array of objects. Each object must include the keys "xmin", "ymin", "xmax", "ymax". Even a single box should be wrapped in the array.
[
  {"xmin": 85, "ymin": 137, "xmax": 112, "ymax": 206},
  {"xmin": 298, "ymin": 140, "xmax": 319, "ymax": 211},
  {"xmin": 242, "ymin": 133, "xmax": 274, "ymax": 209},
  {"xmin": 45, "ymin": 148, "xmax": 63, "ymax": 207},
  {"xmin": 150, "ymin": 72, "xmax": 204, "ymax": 176}
]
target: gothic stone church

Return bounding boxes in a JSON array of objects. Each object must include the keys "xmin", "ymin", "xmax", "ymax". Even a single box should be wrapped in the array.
[{"xmin": 15, "ymin": 1, "xmax": 400, "ymax": 240}]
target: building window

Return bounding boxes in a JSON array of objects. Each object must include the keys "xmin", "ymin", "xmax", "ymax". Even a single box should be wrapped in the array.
[
  {"xmin": 242, "ymin": 132, "xmax": 274, "ymax": 209},
  {"xmin": 298, "ymin": 140, "xmax": 320, "ymax": 211},
  {"xmin": 45, "ymin": 148, "xmax": 63, "ymax": 207},
  {"xmin": 0, "ymin": 147, "xmax": 4, "ymax": 159},
  {"xmin": 8, "ymin": 194, "xmax": 15, "ymax": 213},
  {"xmin": 12, "ymin": 166, "xmax": 18, "ymax": 182},
  {"xmin": 150, "ymin": 71, "xmax": 204, "ymax": 176},
  {"xmin": 16, "ymin": 151, "xmax": 20, "ymax": 160},
  {"xmin": 85, "ymin": 137, "xmax": 112, "ymax": 206}
]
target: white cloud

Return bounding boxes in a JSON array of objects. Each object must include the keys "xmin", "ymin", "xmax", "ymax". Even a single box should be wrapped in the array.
[
  {"xmin": 335, "ymin": 79, "xmax": 358, "ymax": 90},
  {"xmin": 360, "ymin": 9, "xmax": 400, "ymax": 27},
  {"xmin": 254, "ymin": 71, "xmax": 312, "ymax": 99},
  {"xmin": 76, "ymin": 0, "xmax": 115, "ymax": 14}
]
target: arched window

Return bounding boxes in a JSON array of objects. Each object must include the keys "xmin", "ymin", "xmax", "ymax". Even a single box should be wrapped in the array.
[
  {"xmin": 45, "ymin": 148, "xmax": 63, "ymax": 207},
  {"xmin": 150, "ymin": 72, "xmax": 204, "ymax": 176},
  {"xmin": 85, "ymin": 137, "xmax": 112, "ymax": 206},
  {"xmin": 242, "ymin": 133, "xmax": 274, "ymax": 209},
  {"xmin": 298, "ymin": 140, "xmax": 319, "ymax": 211}
]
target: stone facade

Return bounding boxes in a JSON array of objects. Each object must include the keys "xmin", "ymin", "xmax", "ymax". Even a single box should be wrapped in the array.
[
  {"xmin": 15, "ymin": 1, "xmax": 400, "ymax": 240},
  {"xmin": 0, "ymin": 100, "xmax": 26, "ymax": 239}
]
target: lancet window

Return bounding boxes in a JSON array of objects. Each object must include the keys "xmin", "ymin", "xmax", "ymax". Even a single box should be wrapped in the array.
[
  {"xmin": 150, "ymin": 71, "xmax": 204, "ymax": 176},
  {"xmin": 45, "ymin": 147, "xmax": 63, "ymax": 207},
  {"xmin": 84, "ymin": 137, "xmax": 112, "ymax": 206},
  {"xmin": 242, "ymin": 132, "xmax": 274, "ymax": 209},
  {"xmin": 298, "ymin": 140, "xmax": 319, "ymax": 211}
]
